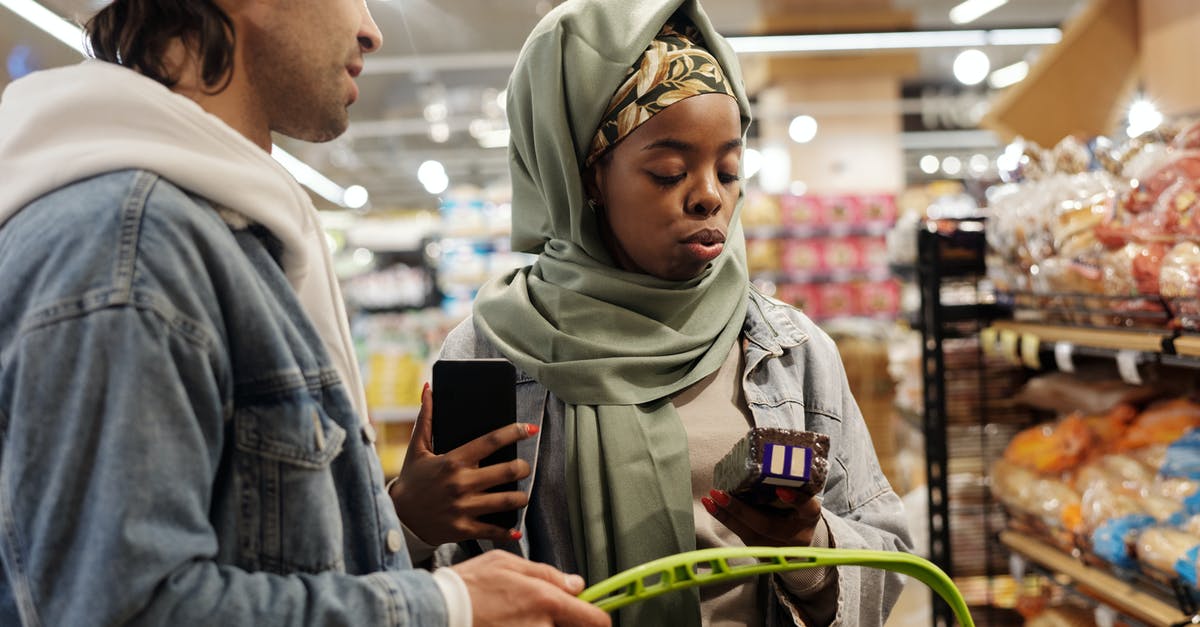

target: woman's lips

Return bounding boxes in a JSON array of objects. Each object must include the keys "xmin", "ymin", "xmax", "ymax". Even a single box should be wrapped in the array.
[
  {"xmin": 681, "ymin": 228, "xmax": 726, "ymax": 262},
  {"xmin": 683, "ymin": 241, "xmax": 725, "ymax": 262}
]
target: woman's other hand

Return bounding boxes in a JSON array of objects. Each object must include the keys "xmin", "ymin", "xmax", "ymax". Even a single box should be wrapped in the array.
[{"xmin": 390, "ymin": 383, "xmax": 537, "ymax": 545}]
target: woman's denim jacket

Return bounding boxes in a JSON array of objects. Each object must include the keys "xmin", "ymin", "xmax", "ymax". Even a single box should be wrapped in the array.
[
  {"xmin": 0, "ymin": 170, "xmax": 447, "ymax": 626},
  {"xmin": 436, "ymin": 289, "xmax": 913, "ymax": 626}
]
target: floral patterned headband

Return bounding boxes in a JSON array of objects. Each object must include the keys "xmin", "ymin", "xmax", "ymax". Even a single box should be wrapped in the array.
[{"xmin": 584, "ymin": 20, "xmax": 736, "ymax": 168}]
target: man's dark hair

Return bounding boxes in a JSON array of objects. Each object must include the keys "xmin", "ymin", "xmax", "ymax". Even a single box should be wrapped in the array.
[{"xmin": 84, "ymin": 0, "xmax": 235, "ymax": 92}]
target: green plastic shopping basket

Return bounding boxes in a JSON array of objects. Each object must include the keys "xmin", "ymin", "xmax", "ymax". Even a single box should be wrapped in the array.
[{"xmin": 579, "ymin": 546, "xmax": 974, "ymax": 627}]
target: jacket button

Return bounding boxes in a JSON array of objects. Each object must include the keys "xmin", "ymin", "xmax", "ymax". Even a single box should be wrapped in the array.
[{"xmin": 386, "ymin": 529, "xmax": 403, "ymax": 553}]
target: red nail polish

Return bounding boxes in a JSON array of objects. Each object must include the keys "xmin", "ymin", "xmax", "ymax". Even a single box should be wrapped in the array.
[
  {"xmin": 775, "ymin": 487, "xmax": 795, "ymax": 503},
  {"xmin": 509, "ymin": 529, "xmax": 523, "ymax": 541},
  {"xmin": 712, "ymin": 490, "xmax": 730, "ymax": 507},
  {"xmin": 701, "ymin": 497, "xmax": 717, "ymax": 515},
  {"xmin": 525, "ymin": 423, "xmax": 540, "ymax": 436},
  {"xmin": 422, "ymin": 382, "xmax": 430, "ymax": 393}
]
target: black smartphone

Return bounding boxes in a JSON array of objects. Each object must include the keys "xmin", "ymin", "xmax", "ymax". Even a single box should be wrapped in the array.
[{"xmin": 431, "ymin": 358, "xmax": 519, "ymax": 529}]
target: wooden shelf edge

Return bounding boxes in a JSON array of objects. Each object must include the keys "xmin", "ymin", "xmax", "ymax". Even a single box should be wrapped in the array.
[
  {"xmin": 989, "ymin": 320, "xmax": 1169, "ymax": 353},
  {"xmin": 1173, "ymin": 336, "xmax": 1200, "ymax": 358},
  {"xmin": 1000, "ymin": 530, "xmax": 1189, "ymax": 626}
]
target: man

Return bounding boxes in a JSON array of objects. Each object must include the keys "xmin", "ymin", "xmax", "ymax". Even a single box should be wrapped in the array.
[{"xmin": 0, "ymin": 1, "xmax": 609, "ymax": 625}]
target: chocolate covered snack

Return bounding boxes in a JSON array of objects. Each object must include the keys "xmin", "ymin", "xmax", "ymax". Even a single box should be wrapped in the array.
[{"xmin": 713, "ymin": 428, "xmax": 830, "ymax": 506}]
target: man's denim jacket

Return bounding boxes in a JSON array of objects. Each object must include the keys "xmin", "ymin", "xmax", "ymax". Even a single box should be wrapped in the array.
[
  {"xmin": 0, "ymin": 170, "xmax": 447, "ymax": 626},
  {"xmin": 437, "ymin": 289, "xmax": 913, "ymax": 626}
]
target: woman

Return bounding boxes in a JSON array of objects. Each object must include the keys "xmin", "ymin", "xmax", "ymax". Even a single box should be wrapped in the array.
[{"xmin": 392, "ymin": 0, "xmax": 911, "ymax": 624}]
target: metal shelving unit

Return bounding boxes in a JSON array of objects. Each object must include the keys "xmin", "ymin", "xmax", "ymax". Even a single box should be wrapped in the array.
[{"xmin": 911, "ymin": 221, "xmax": 1027, "ymax": 627}]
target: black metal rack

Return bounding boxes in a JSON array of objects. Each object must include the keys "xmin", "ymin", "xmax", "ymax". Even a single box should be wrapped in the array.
[{"xmin": 911, "ymin": 221, "xmax": 1027, "ymax": 627}]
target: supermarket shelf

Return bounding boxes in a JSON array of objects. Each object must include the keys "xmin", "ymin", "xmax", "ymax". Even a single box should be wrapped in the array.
[
  {"xmin": 1001, "ymin": 530, "xmax": 1195, "ymax": 627},
  {"xmin": 1174, "ymin": 336, "xmax": 1200, "ymax": 358},
  {"xmin": 988, "ymin": 320, "xmax": 1170, "ymax": 353},
  {"xmin": 743, "ymin": 223, "xmax": 892, "ymax": 240}
]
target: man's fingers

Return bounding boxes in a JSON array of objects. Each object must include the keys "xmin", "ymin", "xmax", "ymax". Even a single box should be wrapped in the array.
[
  {"xmin": 484, "ymin": 550, "xmax": 589, "ymax": 593},
  {"xmin": 453, "ymin": 422, "xmax": 537, "ymax": 464}
]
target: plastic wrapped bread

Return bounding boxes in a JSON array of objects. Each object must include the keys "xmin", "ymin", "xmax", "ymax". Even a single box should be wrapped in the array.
[
  {"xmin": 713, "ymin": 428, "xmax": 830, "ymax": 506},
  {"xmin": 1136, "ymin": 527, "xmax": 1200, "ymax": 574}
]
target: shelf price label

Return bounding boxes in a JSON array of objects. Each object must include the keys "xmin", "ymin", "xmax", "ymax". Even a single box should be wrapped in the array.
[
  {"xmin": 980, "ymin": 327, "xmax": 997, "ymax": 357},
  {"xmin": 998, "ymin": 329, "xmax": 1021, "ymax": 366},
  {"xmin": 1115, "ymin": 350, "xmax": 1143, "ymax": 386},
  {"xmin": 1020, "ymin": 333, "xmax": 1041, "ymax": 370},
  {"xmin": 1054, "ymin": 342, "xmax": 1076, "ymax": 373}
]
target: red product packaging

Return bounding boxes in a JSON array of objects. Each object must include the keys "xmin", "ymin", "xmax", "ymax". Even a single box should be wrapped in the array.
[
  {"xmin": 823, "ymin": 237, "xmax": 865, "ymax": 271},
  {"xmin": 775, "ymin": 283, "xmax": 820, "ymax": 318},
  {"xmin": 860, "ymin": 194, "xmax": 898, "ymax": 225},
  {"xmin": 782, "ymin": 239, "xmax": 826, "ymax": 274},
  {"xmin": 781, "ymin": 194, "xmax": 826, "ymax": 227},
  {"xmin": 860, "ymin": 235, "xmax": 890, "ymax": 269},
  {"xmin": 858, "ymin": 280, "xmax": 901, "ymax": 317},
  {"xmin": 817, "ymin": 283, "xmax": 856, "ymax": 318},
  {"xmin": 824, "ymin": 195, "xmax": 864, "ymax": 226}
]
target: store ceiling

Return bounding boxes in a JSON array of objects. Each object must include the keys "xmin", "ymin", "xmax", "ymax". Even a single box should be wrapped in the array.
[{"xmin": 2, "ymin": 0, "xmax": 1085, "ymax": 210}]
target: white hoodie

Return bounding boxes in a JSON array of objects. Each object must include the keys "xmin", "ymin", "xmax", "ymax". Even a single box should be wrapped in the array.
[{"xmin": 0, "ymin": 60, "xmax": 369, "ymax": 423}]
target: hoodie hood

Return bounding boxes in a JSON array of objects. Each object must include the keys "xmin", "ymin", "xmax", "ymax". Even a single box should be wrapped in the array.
[{"xmin": 0, "ymin": 60, "xmax": 368, "ymax": 422}]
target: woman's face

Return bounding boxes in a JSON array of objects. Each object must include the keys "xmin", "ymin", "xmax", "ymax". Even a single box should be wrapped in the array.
[{"xmin": 589, "ymin": 93, "xmax": 743, "ymax": 281}]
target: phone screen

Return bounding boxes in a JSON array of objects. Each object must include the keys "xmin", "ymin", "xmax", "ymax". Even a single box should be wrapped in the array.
[{"xmin": 431, "ymin": 359, "xmax": 519, "ymax": 528}]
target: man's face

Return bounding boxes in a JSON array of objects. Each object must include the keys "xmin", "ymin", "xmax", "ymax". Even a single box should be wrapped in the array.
[{"xmin": 242, "ymin": 0, "xmax": 382, "ymax": 142}]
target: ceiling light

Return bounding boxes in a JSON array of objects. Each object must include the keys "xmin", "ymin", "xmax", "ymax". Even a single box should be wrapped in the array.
[
  {"xmin": 788, "ymin": 115, "xmax": 818, "ymax": 144},
  {"xmin": 919, "ymin": 155, "xmax": 940, "ymax": 174},
  {"xmin": 953, "ymin": 49, "xmax": 990, "ymax": 86},
  {"xmin": 726, "ymin": 28, "xmax": 1060, "ymax": 54},
  {"xmin": 942, "ymin": 156, "xmax": 963, "ymax": 176},
  {"xmin": 1127, "ymin": 98, "xmax": 1163, "ymax": 138},
  {"xmin": 2, "ymin": 0, "xmax": 362, "ymax": 208},
  {"xmin": 341, "ymin": 185, "xmax": 369, "ymax": 210},
  {"xmin": 988, "ymin": 60, "xmax": 1029, "ymax": 89},
  {"xmin": 0, "ymin": 0, "xmax": 85, "ymax": 52},
  {"xmin": 949, "ymin": 0, "xmax": 1009, "ymax": 25},
  {"xmin": 429, "ymin": 122, "xmax": 450, "ymax": 143},
  {"xmin": 969, "ymin": 154, "xmax": 990, "ymax": 174},
  {"xmin": 418, "ymin": 160, "xmax": 449, "ymax": 195}
]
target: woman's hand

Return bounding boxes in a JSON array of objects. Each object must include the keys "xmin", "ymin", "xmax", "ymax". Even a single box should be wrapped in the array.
[
  {"xmin": 702, "ymin": 486, "xmax": 823, "ymax": 547},
  {"xmin": 390, "ymin": 383, "xmax": 537, "ymax": 545}
]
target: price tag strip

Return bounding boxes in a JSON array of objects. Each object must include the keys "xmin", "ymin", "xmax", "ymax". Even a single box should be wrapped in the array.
[
  {"xmin": 1054, "ymin": 342, "xmax": 1076, "ymax": 373},
  {"xmin": 1116, "ymin": 350, "xmax": 1143, "ymax": 386}
]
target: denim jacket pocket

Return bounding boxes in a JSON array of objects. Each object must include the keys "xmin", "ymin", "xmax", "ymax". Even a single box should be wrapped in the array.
[{"xmin": 233, "ymin": 396, "xmax": 348, "ymax": 575}]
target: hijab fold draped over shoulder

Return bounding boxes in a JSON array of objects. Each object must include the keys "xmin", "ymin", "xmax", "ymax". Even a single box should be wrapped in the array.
[{"xmin": 474, "ymin": 1, "xmax": 752, "ymax": 623}]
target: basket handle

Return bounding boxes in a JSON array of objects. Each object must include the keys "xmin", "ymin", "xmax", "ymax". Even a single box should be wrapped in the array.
[{"xmin": 577, "ymin": 546, "xmax": 973, "ymax": 627}]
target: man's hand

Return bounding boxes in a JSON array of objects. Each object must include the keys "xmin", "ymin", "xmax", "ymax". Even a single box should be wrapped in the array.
[
  {"xmin": 702, "ymin": 486, "xmax": 823, "ymax": 547},
  {"xmin": 451, "ymin": 551, "xmax": 611, "ymax": 627},
  {"xmin": 391, "ymin": 383, "xmax": 536, "ymax": 544}
]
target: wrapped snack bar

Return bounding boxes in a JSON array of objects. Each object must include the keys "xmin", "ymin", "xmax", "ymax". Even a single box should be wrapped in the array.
[{"xmin": 713, "ymin": 427, "xmax": 830, "ymax": 506}]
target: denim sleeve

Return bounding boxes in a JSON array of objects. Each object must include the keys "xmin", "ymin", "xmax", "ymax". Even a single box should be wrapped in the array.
[
  {"xmin": 0, "ymin": 304, "xmax": 447, "ymax": 627},
  {"xmin": 803, "ymin": 351, "xmax": 912, "ymax": 627}
]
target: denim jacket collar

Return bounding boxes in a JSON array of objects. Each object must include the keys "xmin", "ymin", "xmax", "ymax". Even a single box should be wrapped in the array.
[{"xmin": 742, "ymin": 289, "xmax": 809, "ymax": 357}]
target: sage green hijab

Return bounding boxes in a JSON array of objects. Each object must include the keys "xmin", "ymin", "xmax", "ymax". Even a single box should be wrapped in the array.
[{"xmin": 474, "ymin": 1, "xmax": 751, "ymax": 623}]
